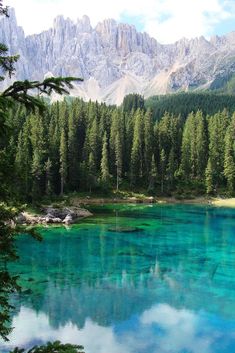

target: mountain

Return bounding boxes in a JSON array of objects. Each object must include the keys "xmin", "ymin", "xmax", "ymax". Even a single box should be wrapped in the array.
[{"xmin": 1, "ymin": 8, "xmax": 235, "ymax": 105}]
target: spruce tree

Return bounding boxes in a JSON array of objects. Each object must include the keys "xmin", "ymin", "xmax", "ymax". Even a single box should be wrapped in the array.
[
  {"xmin": 224, "ymin": 118, "xmax": 235, "ymax": 193},
  {"xmin": 205, "ymin": 158, "xmax": 213, "ymax": 194},
  {"xmin": 67, "ymin": 107, "xmax": 79, "ymax": 191},
  {"xmin": 160, "ymin": 149, "xmax": 166, "ymax": 193},
  {"xmin": 88, "ymin": 152, "xmax": 96, "ymax": 192},
  {"xmin": 115, "ymin": 131, "xmax": 122, "ymax": 191},
  {"xmin": 15, "ymin": 123, "xmax": 32, "ymax": 198},
  {"xmin": 100, "ymin": 132, "xmax": 110, "ymax": 187},
  {"xmin": 130, "ymin": 109, "xmax": 144, "ymax": 186},
  {"xmin": 59, "ymin": 129, "xmax": 67, "ymax": 195},
  {"xmin": 144, "ymin": 109, "xmax": 154, "ymax": 183},
  {"xmin": 45, "ymin": 157, "xmax": 53, "ymax": 196},
  {"xmin": 207, "ymin": 110, "xmax": 229, "ymax": 191},
  {"xmin": 148, "ymin": 154, "xmax": 157, "ymax": 193}
]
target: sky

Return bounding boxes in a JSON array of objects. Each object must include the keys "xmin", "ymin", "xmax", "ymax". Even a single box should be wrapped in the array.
[{"xmin": 4, "ymin": 0, "xmax": 235, "ymax": 43}]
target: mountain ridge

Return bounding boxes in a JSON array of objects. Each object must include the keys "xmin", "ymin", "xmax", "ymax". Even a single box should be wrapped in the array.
[{"xmin": 1, "ymin": 8, "xmax": 235, "ymax": 104}]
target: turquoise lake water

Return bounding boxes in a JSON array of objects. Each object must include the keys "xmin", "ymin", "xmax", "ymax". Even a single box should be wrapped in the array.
[{"xmin": 1, "ymin": 203, "xmax": 235, "ymax": 353}]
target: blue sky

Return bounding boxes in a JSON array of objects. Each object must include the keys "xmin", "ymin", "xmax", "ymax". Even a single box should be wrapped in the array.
[{"xmin": 4, "ymin": 0, "xmax": 235, "ymax": 43}]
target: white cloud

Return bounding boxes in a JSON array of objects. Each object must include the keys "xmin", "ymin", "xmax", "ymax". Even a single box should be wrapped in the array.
[
  {"xmin": 3, "ymin": 0, "xmax": 235, "ymax": 43},
  {"xmin": 0, "ymin": 304, "xmax": 219, "ymax": 353}
]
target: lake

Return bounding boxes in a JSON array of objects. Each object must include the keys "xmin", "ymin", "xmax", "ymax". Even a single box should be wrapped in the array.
[{"xmin": 1, "ymin": 203, "xmax": 235, "ymax": 353}]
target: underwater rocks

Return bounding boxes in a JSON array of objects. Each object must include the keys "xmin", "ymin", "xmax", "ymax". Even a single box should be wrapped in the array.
[{"xmin": 16, "ymin": 206, "xmax": 92, "ymax": 226}]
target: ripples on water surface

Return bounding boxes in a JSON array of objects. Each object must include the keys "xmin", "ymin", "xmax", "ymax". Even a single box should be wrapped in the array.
[{"xmin": 1, "ymin": 203, "xmax": 235, "ymax": 353}]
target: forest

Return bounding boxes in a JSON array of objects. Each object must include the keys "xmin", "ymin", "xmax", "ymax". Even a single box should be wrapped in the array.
[
  {"xmin": 144, "ymin": 92, "xmax": 235, "ymax": 120},
  {"xmin": 2, "ymin": 96, "xmax": 235, "ymax": 202}
]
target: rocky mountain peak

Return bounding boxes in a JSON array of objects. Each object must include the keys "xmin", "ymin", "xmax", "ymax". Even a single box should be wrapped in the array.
[
  {"xmin": 1, "ymin": 8, "xmax": 235, "ymax": 104},
  {"xmin": 77, "ymin": 15, "xmax": 92, "ymax": 33}
]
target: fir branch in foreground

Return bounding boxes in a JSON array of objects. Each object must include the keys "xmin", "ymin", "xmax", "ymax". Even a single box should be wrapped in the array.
[
  {"xmin": 1, "ymin": 76, "xmax": 83, "ymax": 112},
  {"xmin": 9, "ymin": 341, "xmax": 84, "ymax": 353},
  {"xmin": 0, "ymin": 43, "xmax": 19, "ymax": 80}
]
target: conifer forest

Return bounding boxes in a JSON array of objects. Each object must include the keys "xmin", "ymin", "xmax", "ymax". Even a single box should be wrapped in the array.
[{"xmin": 3, "ymin": 97, "xmax": 235, "ymax": 201}]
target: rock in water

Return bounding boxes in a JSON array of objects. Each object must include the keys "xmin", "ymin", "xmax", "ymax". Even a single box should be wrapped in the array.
[{"xmin": 15, "ymin": 206, "xmax": 92, "ymax": 225}]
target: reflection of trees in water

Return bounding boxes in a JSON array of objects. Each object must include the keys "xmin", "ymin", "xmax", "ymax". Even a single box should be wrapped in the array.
[
  {"xmin": 5, "ymin": 204, "xmax": 235, "ymax": 335},
  {"xmin": 8, "ymin": 217, "xmax": 235, "ymax": 332}
]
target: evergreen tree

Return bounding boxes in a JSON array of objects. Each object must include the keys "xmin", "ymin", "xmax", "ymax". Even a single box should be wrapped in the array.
[
  {"xmin": 67, "ymin": 107, "xmax": 79, "ymax": 191},
  {"xmin": 195, "ymin": 111, "xmax": 208, "ymax": 179},
  {"xmin": 130, "ymin": 109, "xmax": 144, "ymax": 186},
  {"xmin": 59, "ymin": 129, "xmax": 67, "ymax": 195},
  {"xmin": 144, "ymin": 109, "xmax": 154, "ymax": 182},
  {"xmin": 167, "ymin": 148, "xmax": 176, "ymax": 189},
  {"xmin": 100, "ymin": 132, "xmax": 110, "ymax": 187},
  {"xmin": 45, "ymin": 157, "xmax": 53, "ymax": 196},
  {"xmin": 160, "ymin": 149, "xmax": 166, "ymax": 193},
  {"xmin": 207, "ymin": 110, "xmax": 229, "ymax": 191},
  {"xmin": 180, "ymin": 113, "xmax": 194, "ymax": 180},
  {"xmin": 115, "ymin": 131, "xmax": 122, "ymax": 191},
  {"xmin": 30, "ymin": 114, "xmax": 47, "ymax": 201},
  {"xmin": 148, "ymin": 154, "xmax": 157, "ymax": 193},
  {"xmin": 88, "ymin": 152, "xmax": 96, "ymax": 192},
  {"xmin": 15, "ymin": 123, "xmax": 32, "ymax": 198},
  {"xmin": 122, "ymin": 93, "xmax": 145, "ymax": 113},
  {"xmin": 205, "ymin": 158, "xmax": 213, "ymax": 194},
  {"xmin": 224, "ymin": 115, "xmax": 235, "ymax": 193}
]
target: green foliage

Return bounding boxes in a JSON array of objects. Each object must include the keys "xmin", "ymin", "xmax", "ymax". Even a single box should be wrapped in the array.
[
  {"xmin": 130, "ymin": 109, "xmax": 144, "ymax": 186},
  {"xmin": 224, "ymin": 114, "xmax": 235, "ymax": 193},
  {"xmin": 205, "ymin": 158, "xmax": 214, "ymax": 194},
  {"xmin": 59, "ymin": 129, "xmax": 68, "ymax": 195},
  {"xmin": 122, "ymin": 93, "xmax": 145, "ymax": 113},
  {"xmin": 9, "ymin": 341, "xmax": 84, "ymax": 353},
  {"xmin": 4, "ymin": 98, "xmax": 235, "ymax": 198},
  {"xmin": 100, "ymin": 132, "xmax": 110, "ymax": 187},
  {"xmin": 145, "ymin": 92, "xmax": 235, "ymax": 120}
]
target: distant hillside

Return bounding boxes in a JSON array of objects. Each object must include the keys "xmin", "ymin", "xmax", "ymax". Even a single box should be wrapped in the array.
[{"xmin": 145, "ymin": 92, "xmax": 235, "ymax": 120}]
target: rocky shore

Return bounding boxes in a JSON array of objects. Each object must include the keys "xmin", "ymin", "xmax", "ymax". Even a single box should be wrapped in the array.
[{"xmin": 16, "ymin": 206, "xmax": 92, "ymax": 225}]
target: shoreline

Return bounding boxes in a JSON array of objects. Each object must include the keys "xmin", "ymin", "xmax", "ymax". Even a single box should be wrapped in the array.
[
  {"xmin": 21, "ymin": 196, "xmax": 235, "ymax": 226},
  {"xmin": 72, "ymin": 196, "xmax": 235, "ymax": 208}
]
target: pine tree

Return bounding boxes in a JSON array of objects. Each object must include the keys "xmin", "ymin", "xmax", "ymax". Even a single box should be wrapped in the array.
[
  {"xmin": 67, "ymin": 108, "xmax": 79, "ymax": 191},
  {"xmin": 130, "ymin": 109, "xmax": 144, "ymax": 186},
  {"xmin": 195, "ymin": 111, "xmax": 208, "ymax": 179},
  {"xmin": 88, "ymin": 152, "xmax": 96, "ymax": 192},
  {"xmin": 160, "ymin": 149, "xmax": 166, "ymax": 193},
  {"xmin": 30, "ymin": 114, "xmax": 47, "ymax": 200},
  {"xmin": 45, "ymin": 157, "xmax": 53, "ymax": 196},
  {"xmin": 115, "ymin": 131, "xmax": 122, "ymax": 191},
  {"xmin": 180, "ymin": 113, "xmax": 194, "ymax": 180},
  {"xmin": 224, "ymin": 118, "xmax": 235, "ymax": 193},
  {"xmin": 100, "ymin": 132, "xmax": 110, "ymax": 187},
  {"xmin": 205, "ymin": 158, "xmax": 213, "ymax": 194},
  {"xmin": 144, "ymin": 109, "xmax": 154, "ymax": 182},
  {"xmin": 15, "ymin": 123, "xmax": 32, "ymax": 198},
  {"xmin": 207, "ymin": 110, "xmax": 229, "ymax": 191},
  {"xmin": 59, "ymin": 129, "xmax": 67, "ymax": 195},
  {"xmin": 167, "ymin": 148, "xmax": 176, "ymax": 189},
  {"xmin": 148, "ymin": 154, "xmax": 157, "ymax": 193}
]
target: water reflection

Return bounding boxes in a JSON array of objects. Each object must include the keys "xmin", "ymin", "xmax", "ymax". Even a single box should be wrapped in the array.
[
  {"xmin": 1, "ymin": 204, "xmax": 235, "ymax": 352},
  {"xmin": 2, "ymin": 303, "xmax": 235, "ymax": 353}
]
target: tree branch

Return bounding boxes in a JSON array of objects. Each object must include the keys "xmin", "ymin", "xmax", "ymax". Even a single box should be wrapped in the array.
[{"xmin": 1, "ymin": 76, "xmax": 83, "ymax": 111}]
